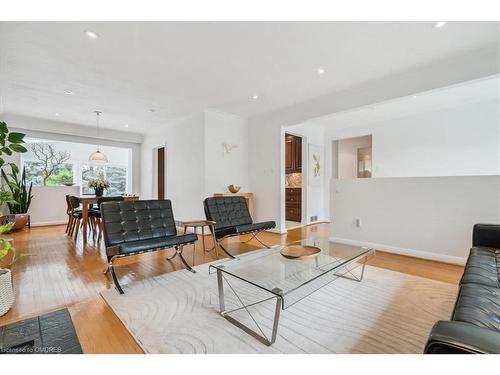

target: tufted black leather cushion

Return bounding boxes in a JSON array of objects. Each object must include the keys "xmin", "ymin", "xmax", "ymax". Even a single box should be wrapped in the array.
[
  {"xmin": 425, "ymin": 321, "xmax": 500, "ymax": 354},
  {"xmin": 101, "ymin": 200, "xmax": 189, "ymax": 255},
  {"xmin": 204, "ymin": 196, "xmax": 253, "ymax": 229},
  {"xmin": 425, "ymin": 223, "xmax": 500, "ymax": 354},
  {"xmin": 118, "ymin": 233, "xmax": 197, "ymax": 255},
  {"xmin": 203, "ymin": 197, "xmax": 276, "ymax": 240},
  {"xmin": 460, "ymin": 247, "xmax": 499, "ymax": 288},
  {"xmin": 473, "ymin": 223, "xmax": 500, "ymax": 249},
  {"xmin": 214, "ymin": 221, "xmax": 277, "ymax": 240},
  {"xmin": 452, "ymin": 283, "xmax": 500, "ymax": 331}
]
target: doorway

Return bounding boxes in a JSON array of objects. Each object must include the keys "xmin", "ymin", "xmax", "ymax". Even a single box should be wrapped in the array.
[
  {"xmin": 284, "ymin": 133, "xmax": 303, "ymax": 228},
  {"xmin": 157, "ymin": 147, "xmax": 165, "ymax": 199}
]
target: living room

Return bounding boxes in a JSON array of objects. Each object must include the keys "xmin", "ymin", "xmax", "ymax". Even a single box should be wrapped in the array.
[{"xmin": 0, "ymin": 1, "xmax": 499, "ymax": 373}]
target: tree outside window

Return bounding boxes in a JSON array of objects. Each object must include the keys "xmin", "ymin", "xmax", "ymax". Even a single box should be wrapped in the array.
[
  {"xmin": 25, "ymin": 143, "xmax": 72, "ymax": 186},
  {"xmin": 22, "ymin": 139, "xmax": 130, "ymax": 195}
]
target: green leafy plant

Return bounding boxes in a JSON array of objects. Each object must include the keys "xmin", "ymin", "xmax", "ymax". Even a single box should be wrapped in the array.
[
  {"xmin": 1, "ymin": 167, "xmax": 34, "ymax": 214},
  {"xmin": 0, "ymin": 222, "xmax": 15, "ymax": 268},
  {"xmin": 0, "ymin": 121, "xmax": 29, "ymax": 217},
  {"xmin": 0, "ymin": 121, "xmax": 27, "ymax": 172}
]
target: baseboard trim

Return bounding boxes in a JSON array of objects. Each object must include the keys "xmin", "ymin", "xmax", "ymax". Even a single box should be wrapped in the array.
[
  {"xmin": 267, "ymin": 228, "xmax": 288, "ymax": 235},
  {"xmin": 328, "ymin": 236, "xmax": 467, "ymax": 266},
  {"xmin": 31, "ymin": 220, "xmax": 68, "ymax": 227}
]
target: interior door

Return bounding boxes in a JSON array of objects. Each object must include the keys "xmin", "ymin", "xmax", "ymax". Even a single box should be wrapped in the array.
[
  {"xmin": 285, "ymin": 135, "xmax": 294, "ymax": 173},
  {"xmin": 157, "ymin": 147, "xmax": 165, "ymax": 199}
]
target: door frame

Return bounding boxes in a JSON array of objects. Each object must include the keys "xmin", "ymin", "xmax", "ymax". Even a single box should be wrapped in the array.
[
  {"xmin": 152, "ymin": 142, "xmax": 167, "ymax": 199},
  {"xmin": 281, "ymin": 127, "xmax": 306, "ymax": 231}
]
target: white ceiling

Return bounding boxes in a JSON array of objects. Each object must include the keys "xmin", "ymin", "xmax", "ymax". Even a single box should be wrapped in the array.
[
  {"xmin": 306, "ymin": 75, "xmax": 500, "ymax": 130},
  {"xmin": 0, "ymin": 21, "xmax": 498, "ymax": 133}
]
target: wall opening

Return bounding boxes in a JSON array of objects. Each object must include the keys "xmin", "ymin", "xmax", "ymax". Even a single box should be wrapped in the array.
[{"xmin": 337, "ymin": 134, "xmax": 372, "ymax": 179}]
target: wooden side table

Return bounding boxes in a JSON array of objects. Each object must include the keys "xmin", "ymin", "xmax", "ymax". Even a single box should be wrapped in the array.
[{"xmin": 180, "ymin": 220, "xmax": 218, "ymax": 266}]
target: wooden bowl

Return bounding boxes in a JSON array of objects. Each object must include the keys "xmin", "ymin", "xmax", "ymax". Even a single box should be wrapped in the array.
[
  {"xmin": 228, "ymin": 184, "xmax": 241, "ymax": 193},
  {"xmin": 280, "ymin": 245, "xmax": 321, "ymax": 259}
]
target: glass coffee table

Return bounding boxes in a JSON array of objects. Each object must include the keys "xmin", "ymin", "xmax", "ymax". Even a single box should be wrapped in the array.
[{"xmin": 209, "ymin": 238, "xmax": 374, "ymax": 346}]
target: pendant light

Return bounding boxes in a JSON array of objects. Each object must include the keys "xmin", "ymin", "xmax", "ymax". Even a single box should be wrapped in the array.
[{"xmin": 89, "ymin": 110, "xmax": 108, "ymax": 162}]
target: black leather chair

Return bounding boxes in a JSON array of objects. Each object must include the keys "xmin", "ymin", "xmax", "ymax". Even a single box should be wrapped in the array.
[
  {"xmin": 90, "ymin": 196, "xmax": 125, "ymax": 240},
  {"xmin": 67, "ymin": 196, "xmax": 83, "ymax": 239},
  {"xmin": 203, "ymin": 196, "xmax": 276, "ymax": 258},
  {"xmin": 100, "ymin": 199, "xmax": 198, "ymax": 294},
  {"xmin": 424, "ymin": 224, "xmax": 500, "ymax": 354}
]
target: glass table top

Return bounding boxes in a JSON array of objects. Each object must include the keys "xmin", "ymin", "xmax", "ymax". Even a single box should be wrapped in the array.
[{"xmin": 209, "ymin": 238, "xmax": 373, "ymax": 305}]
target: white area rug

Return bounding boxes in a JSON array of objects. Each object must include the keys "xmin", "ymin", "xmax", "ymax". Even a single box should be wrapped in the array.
[{"xmin": 101, "ymin": 253, "xmax": 457, "ymax": 354}]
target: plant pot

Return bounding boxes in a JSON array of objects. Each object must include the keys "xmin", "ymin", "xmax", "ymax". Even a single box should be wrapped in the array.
[
  {"xmin": 94, "ymin": 187, "xmax": 104, "ymax": 197},
  {"xmin": 11, "ymin": 214, "xmax": 30, "ymax": 231},
  {"xmin": 0, "ymin": 268, "xmax": 14, "ymax": 316}
]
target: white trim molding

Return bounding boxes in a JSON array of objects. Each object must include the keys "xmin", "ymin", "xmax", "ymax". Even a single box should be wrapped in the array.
[
  {"xmin": 31, "ymin": 220, "xmax": 68, "ymax": 227},
  {"xmin": 329, "ymin": 236, "xmax": 467, "ymax": 266}
]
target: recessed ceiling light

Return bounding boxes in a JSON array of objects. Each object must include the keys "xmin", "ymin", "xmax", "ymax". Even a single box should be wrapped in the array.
[
  {"xmin": 433, "ymin": 21, "xmax": 447, "ymax": 28},
  {"xmin": 251, "ymin": 95, "xmax": 259, "ymax": 100},
  {"xmin": 124, "ymin": 124, "xmax": 129, "ymax": 128},
  {"xmin": 412, "ymin": 95, "xmax": 418, "ymax": 99},
  {"xmin": 317, "ymin": 68, "xmax": 326, "ymax": 75},
  {"xmin": 55, "ymin": 112, "xmax": 60, "ymax": 116},
  {"xmin": 63, "ymin": 90, "xmax": 73, "ymax": 95},
  {"xmin": 85, "ymin": 30, "xmax": 98, "ymax": 39}
]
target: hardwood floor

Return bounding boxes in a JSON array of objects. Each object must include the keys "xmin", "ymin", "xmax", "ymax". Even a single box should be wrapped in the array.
[{"xmin": 0, "ymin": 223, "xmax": 464, "ymax": 353}]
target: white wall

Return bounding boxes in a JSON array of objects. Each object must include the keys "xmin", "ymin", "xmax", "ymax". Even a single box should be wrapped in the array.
[
  {"xmin": 141, "ymin": 110, "xmax": 249, "ymax": 221},
  {"xmin": 28, "ymin": 185, "xmax": 80, "ymax": 226},
  {"xmin": 248, "ymin": 48, "xmax": 499, "ymax": 231},
  {"xmin": 325, "ymin": 100, "xmax": 499, "ymax": 178},
  {"xmin": 204, "ymin": 110, "xmax": 248, "ymax": 196},
  {"xmin": 338, "ymin": 135, "xmax": 372, "ymax": 179},
  {"xmin": 323, "ymin": 92, "xmax": 500, "ymax": 263},
  {"xmin": 330, "ymin": 176, "xmax": 500, "ymax": 264},
  {"xmin": 141, "ymin": 113, "xmax": 206, "ymax": 220}
]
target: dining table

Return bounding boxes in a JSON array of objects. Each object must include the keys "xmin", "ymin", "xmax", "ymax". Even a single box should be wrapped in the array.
[{"xmin": 78, "ymin": 195, "xmax": 139, "ymax": 243}]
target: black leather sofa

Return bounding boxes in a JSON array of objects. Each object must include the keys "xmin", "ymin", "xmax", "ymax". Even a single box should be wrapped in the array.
[
  {"xmin": 424, "ymin": 224, "xmax": 500, "ymax": 353},
  {"xmin": 100, "ymin": 199, "xmax": 198, "ymax": 294},
  {"xmin": 203, "ymin": 196, "xmax": 276, "ymax": 258}
]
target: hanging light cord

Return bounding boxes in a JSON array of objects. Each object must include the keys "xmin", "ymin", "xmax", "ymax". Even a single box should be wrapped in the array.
[{"xmin": 94, "ymin": 110, "xmax": 101, "ymax": 151}]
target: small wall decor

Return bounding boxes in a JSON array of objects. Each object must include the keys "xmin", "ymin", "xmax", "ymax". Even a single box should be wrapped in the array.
[
  {"xmin": 222, "ymin": 142, "xmax": 238, "ymax": 157},
  {"xmin": 308, "ymin": 144, "xmax": 322, "ymax": 186}
]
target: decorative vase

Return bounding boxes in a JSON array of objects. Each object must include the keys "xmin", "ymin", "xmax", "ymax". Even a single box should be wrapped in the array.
[
  {"xmin": 12, "ymin": 214, "xmax": 30, "ymax": 231},
  {"xmin": 94, "ymin": 187, "xmax": 104, "ymax": 197},
  {"xmin": 227, "ymin": 184, "xmax": 241, "ymax": 194},
  {"xmin": 0, "ymin": 268, "xmax": 14, "ymax": 316}
]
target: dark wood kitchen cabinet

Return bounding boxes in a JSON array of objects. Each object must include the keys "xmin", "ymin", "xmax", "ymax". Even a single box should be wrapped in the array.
[
  {"xmin": 285, "ymin": 133, "xmax": 302, "ymax": 174},
  {"xmin": 285, "ymin": 188, "xmax": 302, "ymax": 222}
]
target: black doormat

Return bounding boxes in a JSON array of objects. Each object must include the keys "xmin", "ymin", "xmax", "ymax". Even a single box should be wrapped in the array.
[{"xmin": 0, "ymin": 308, "xmax": 83, "ymax": 354}]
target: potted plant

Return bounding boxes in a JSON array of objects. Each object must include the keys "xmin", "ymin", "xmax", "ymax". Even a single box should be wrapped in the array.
[
  {"xmin": 0, "ymin": 121, "xmax": 30, "ymax": 231},
  {"xmin": 88, "ymin": 178, "xmax": 110, "ymax": 197},
  {"xmin": 0, "ymin": 121, "xmax": 28, "ymax": 314},
  {"xmin": 0, "ymin": 219, "xmax": 15, "ymax": 316},
  {"xmin": 1, "ymin": 167, "xmax": 34, "ymax": 230}
]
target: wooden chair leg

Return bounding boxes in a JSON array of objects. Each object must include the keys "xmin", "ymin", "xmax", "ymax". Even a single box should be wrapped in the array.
[
  {"xmin": 65, "ymin": 215, "xmax": 70, "ymax": 233},
  {"xmin": 97, "ymin": 219, "xmax": 103, "ymax": 241},
  {"xmin": 74, "ymin": 218, "xmax": 81, "ymax": 240},
  {"xmin": 69, "ymin": 216, "xmax": 75, "ymax": 236},
  {"xmin": 90, "ymin": 216, "xmax": 96, "ymax": 237},
  {"xmin": 66, "ymin": 215, "xmax": 73, "ymax": 234}
]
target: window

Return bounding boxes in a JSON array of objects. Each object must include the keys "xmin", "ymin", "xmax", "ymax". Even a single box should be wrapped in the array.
[
  {"xmin": 81, "ymin": 164, "xmax": 128, "ymax": 195},
  {"xmin": 21, "ymin": 138, "xmax": 132, "ymax": 195},
  {"xmin": 24, "ymin": 160, "xmax": 74, "ymax": 186}
]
